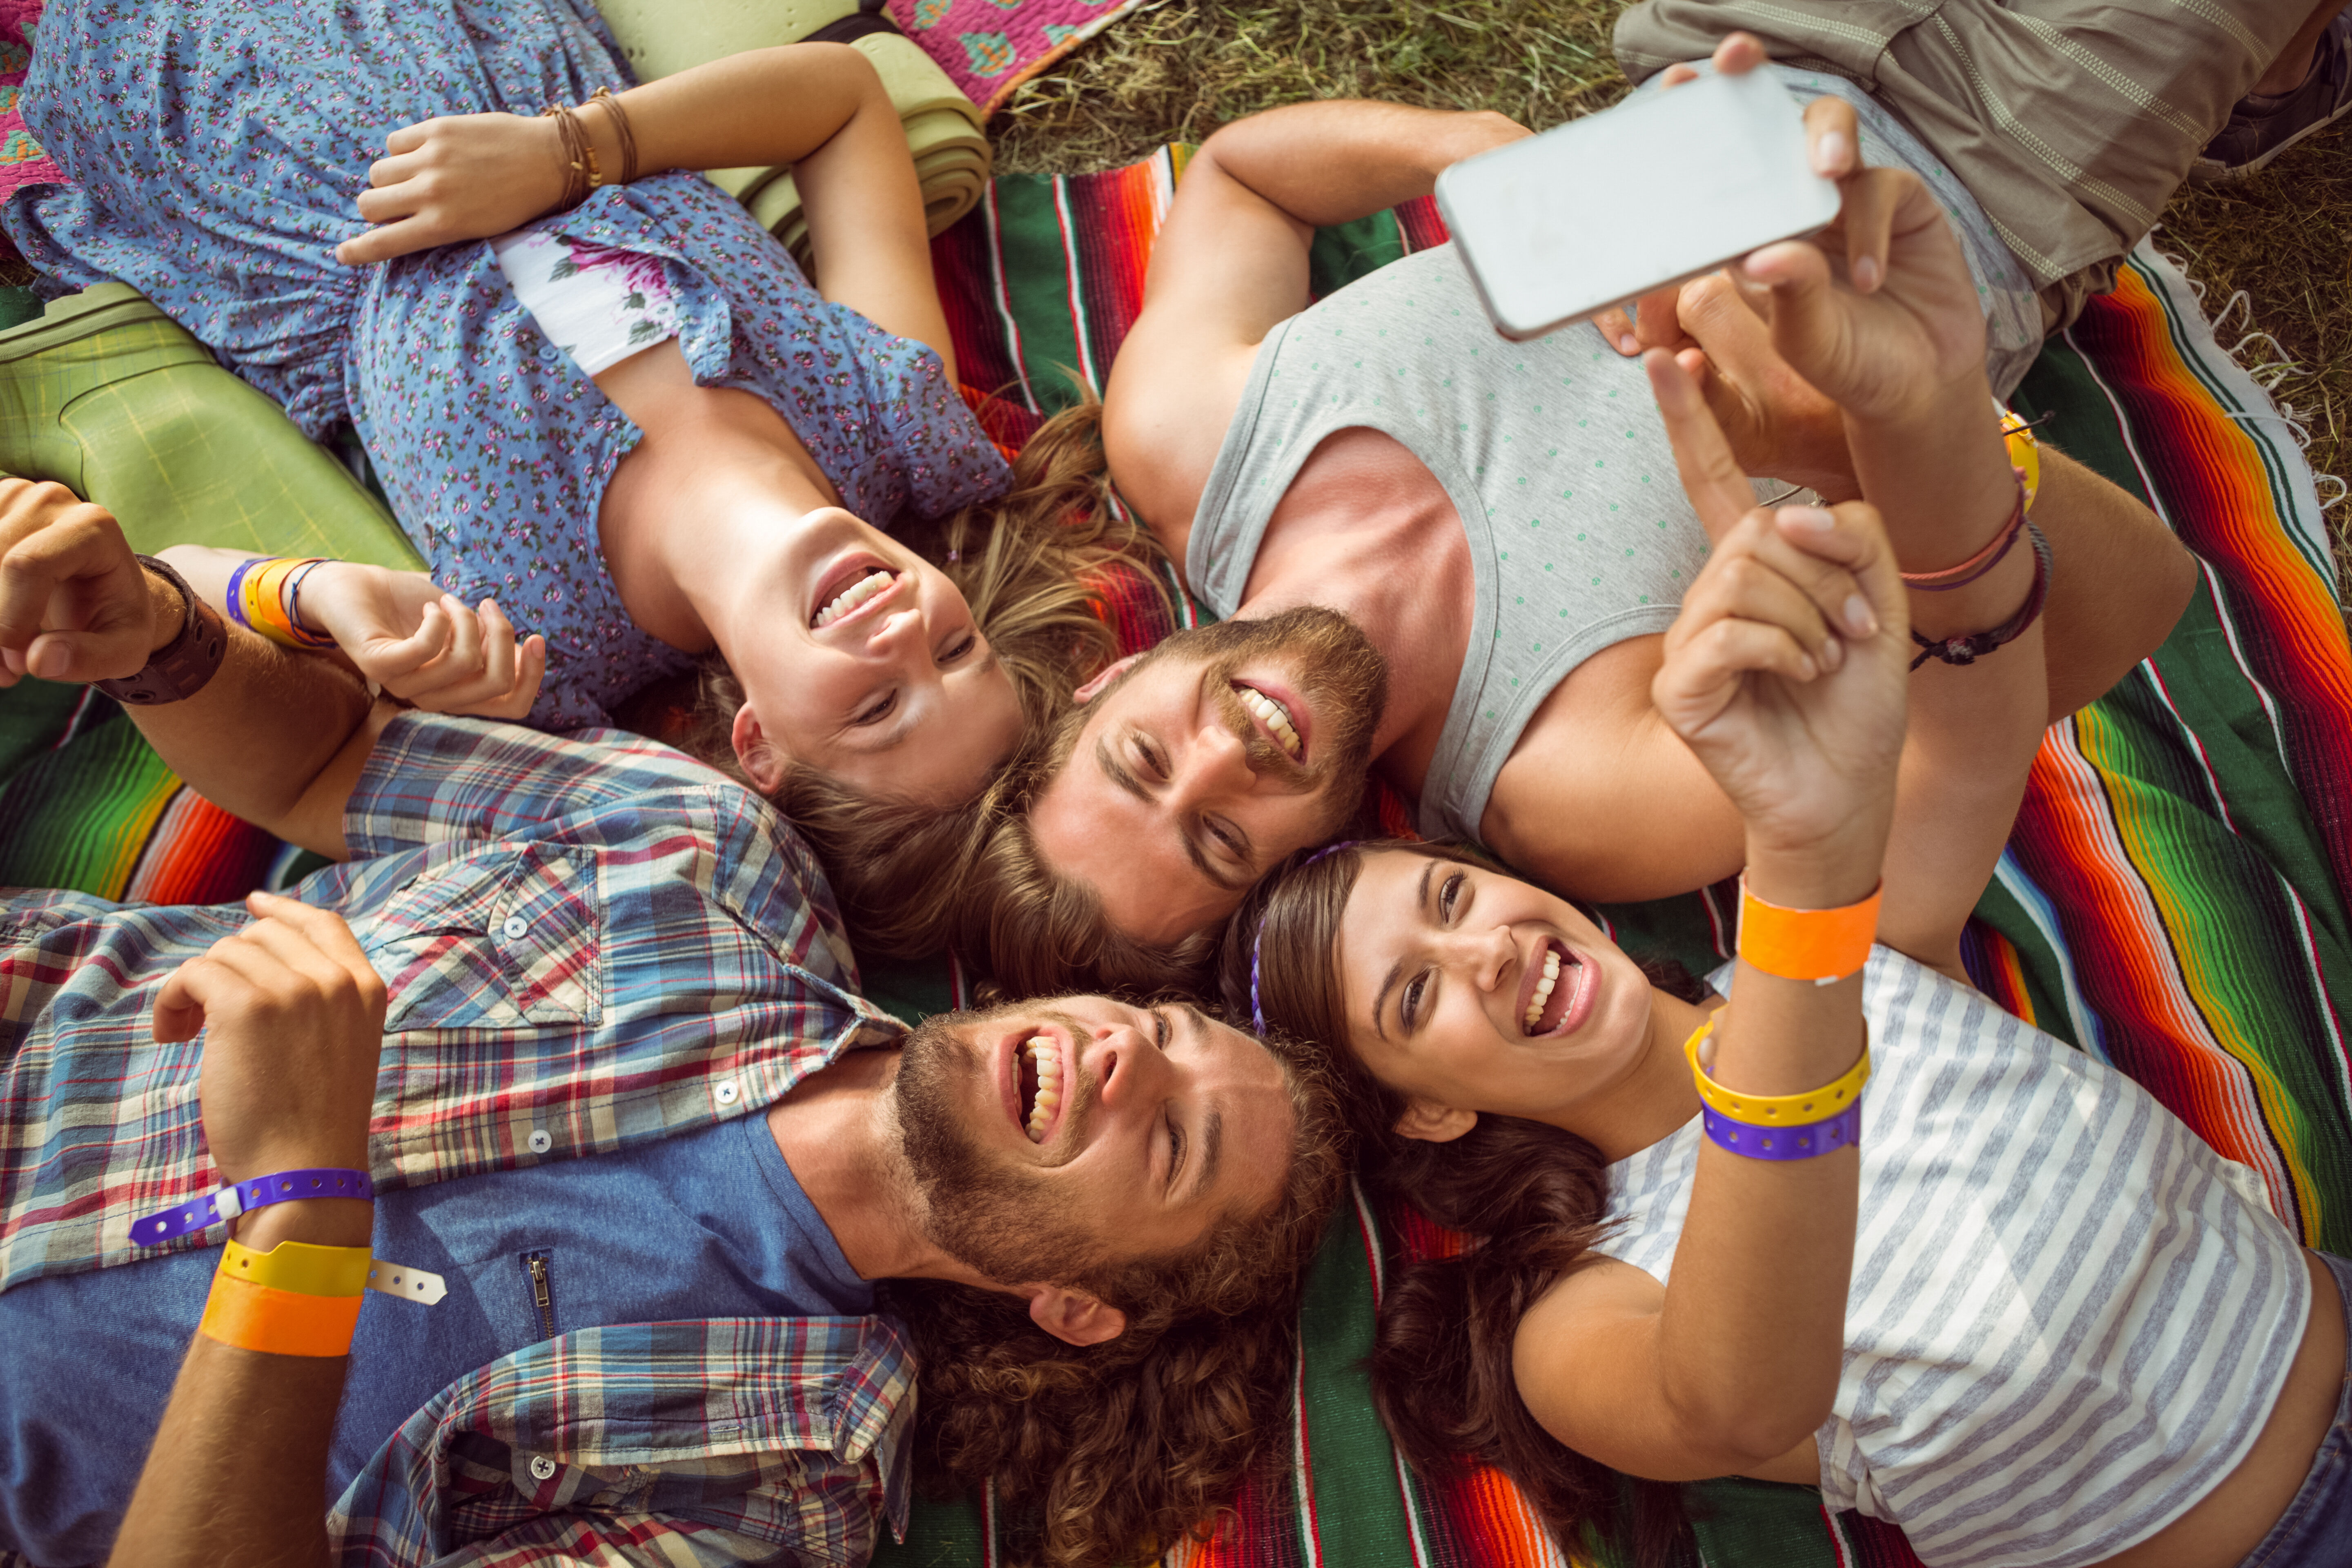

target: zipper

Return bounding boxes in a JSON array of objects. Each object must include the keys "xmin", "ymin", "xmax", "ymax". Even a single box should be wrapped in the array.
[{"xmin": 523, "ymin": 1251, "xmax": 557, "ymax": 1340}]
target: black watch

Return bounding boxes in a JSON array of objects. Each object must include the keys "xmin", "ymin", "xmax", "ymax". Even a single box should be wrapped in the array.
[{"xmin": 94, "ymin": 555, "xmax": 229, "ymax": 706}]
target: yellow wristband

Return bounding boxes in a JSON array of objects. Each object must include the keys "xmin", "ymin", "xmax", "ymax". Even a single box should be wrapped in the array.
[
  {"xmin": 1685, "ymin": 1013, "xmax": 1871, "ymax": 1126},
  {"xmin": 1998, "ymin": 400, "xmax": 2040, "ymax": 514},
  {"xmin": 198, "ymin": 1269, "xmax": 364, "ymax": 1357},
  {"xmin": 220, "ymin": 1236, "xmax": 372, "ymax": 1298}
]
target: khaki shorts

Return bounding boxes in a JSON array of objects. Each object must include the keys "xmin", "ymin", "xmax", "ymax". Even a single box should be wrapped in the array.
[{"xmin": 1613, "ymin": 0, "xmax": 2303, "ymax": 330}]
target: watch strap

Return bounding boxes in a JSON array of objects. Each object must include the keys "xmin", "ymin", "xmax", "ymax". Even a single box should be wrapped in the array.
[{"xmin": 95, "ymin": 555, "xmax": 228, "ymax": 706}]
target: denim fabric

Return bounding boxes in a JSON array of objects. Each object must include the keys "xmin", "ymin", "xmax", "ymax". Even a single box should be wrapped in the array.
[{"xmin": 2237, "ymin": 1250, "xmax": 2352, "ymax": 1567}]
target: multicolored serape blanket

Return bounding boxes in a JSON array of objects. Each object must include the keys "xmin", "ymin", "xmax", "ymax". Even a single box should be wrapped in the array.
[
  {"xmin": 886, "ymin": 151, "xmax": 2352, "ymax": 1566},
  {"xmin": 1, "ymin": 147, "xmax": 2346, "ymax": 1566}
]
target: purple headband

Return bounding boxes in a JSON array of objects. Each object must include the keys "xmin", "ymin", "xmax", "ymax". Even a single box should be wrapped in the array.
[{"xmin": 1248, "ymin": 840, "xmax": 1361, "ymax": 1035}]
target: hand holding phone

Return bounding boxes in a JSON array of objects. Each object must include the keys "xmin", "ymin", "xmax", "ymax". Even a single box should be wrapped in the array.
[{"xmin": 1437, "ymin": 66, "xmax": 1840, "ymax": 341}]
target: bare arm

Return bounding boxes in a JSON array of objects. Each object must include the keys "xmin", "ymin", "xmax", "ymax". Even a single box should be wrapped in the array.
[
  {"xmin": 109, "ymin": 896, "xmax": 386, "ymax": 1567},
  {"xmin": 0, "ymin": 481, "xmax": 386, "ymax": 860},
  {"xmin": 336, "ymin": 45, "xmax": 953, "ymax": 379},
  {"xmin": 1103, "ymin": 103, "xmax": 1525, "ymax": 568},
  {"xmin": 1517, "ymin": 498, "xmax": 1908, "ymax": 1479}
]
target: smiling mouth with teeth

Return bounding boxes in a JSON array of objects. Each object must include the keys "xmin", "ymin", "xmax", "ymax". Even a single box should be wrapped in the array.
[
  {"xmin": 1233, "ymin": 682, "xmax": 1303, "ymax": 760},
  {"xmin": 1017, "ymin": 1036, "xmax": 1064, "ymax": 1143},
  {"xmin": 1524, "ymin": 941, "xmax": 1582, "ymax": 1034},
  {"xmin": 813, "ymin": 567, "xmax": 895, "ymax": 629}
]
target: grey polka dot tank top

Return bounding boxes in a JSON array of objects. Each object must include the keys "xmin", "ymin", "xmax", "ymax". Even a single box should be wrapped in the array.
[{"xmin": 1185, "ymin": 245, "xmax": 1711, "ymax": 842}]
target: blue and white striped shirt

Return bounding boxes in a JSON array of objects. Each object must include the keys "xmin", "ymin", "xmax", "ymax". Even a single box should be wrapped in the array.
[{"xmin": 1590, "ymin": 948, "xmax": 2308, "ymax": 1568}]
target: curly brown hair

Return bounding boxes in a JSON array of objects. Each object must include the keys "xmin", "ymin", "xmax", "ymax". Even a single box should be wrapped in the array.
[
  {"xmin": 1217, "ymin": 841, "xmax": 1704, "ymax": 1568},
  {"xmin": 889, "ymin": 1008, "xmax": 1353, "ymax": 1568},
  {"xmin": 673, "ymin": 401, "xmax": 1180, "ymax": 958}
]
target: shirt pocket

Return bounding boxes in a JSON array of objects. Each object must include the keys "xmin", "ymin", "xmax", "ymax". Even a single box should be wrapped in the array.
[{"xmin": 367, "ymin": 846, "xmax": 604, "ymax": 1031}]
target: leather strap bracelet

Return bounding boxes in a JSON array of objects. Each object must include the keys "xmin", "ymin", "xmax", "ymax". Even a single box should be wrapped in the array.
[
  {"xmin": 586, "ymin": 87, "xmax": 638, "ymax": 187},
  {"xmin": 95, "ymin": 555, "xmax": 228, "ymax": 706},
  {"xmin": 132, "ymin": 1167, "xmax": 375, "ymax": 1246},
  {"xmin": 541, "ymin": 102, "xmax": 597, "ymax": 209},
  {"xmin": 1910, "ymin": 522, "xmax": 2052, "ymax": 670}
]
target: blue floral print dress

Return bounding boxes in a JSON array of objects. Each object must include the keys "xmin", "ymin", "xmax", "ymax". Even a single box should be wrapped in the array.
[{"xmin": 5, "ymin": 0, "xmax": 1011, "ymax": 730}]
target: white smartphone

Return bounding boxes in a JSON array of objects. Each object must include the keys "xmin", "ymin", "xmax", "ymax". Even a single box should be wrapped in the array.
[{"xmin": 1435, "ymin": 69, "xmax": 1841, "ymax": 341}]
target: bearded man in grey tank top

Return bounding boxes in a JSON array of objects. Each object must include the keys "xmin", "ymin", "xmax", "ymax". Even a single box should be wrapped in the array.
[{"xmin": 985, "ymin": 20, "xmax": 2308, "ymax": 996}]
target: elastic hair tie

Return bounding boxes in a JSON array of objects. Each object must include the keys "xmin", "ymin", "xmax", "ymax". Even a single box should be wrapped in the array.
[{"xmin": 1248, "ymin": 840, "xmax": 1361, "ymax": 1034}]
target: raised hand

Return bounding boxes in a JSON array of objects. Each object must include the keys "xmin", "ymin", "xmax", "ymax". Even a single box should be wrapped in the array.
[
  {"xmin": 298, "ymin": 562, "xmax": 547, "ymax": 719},
  {"xmin": 335, "ymin": 114, "xmax": 571, "ymax": 267},
  {"xmin": 153, "ymin": 892, "xmax": 386, "ymax": 1246},
  {"xmin": 1645, "ymin": 347, "xmax": 1908, "ymax": 867},
  {"xmin": 0, "ymin": 478, "xmax": 165, "ymax": 687}
]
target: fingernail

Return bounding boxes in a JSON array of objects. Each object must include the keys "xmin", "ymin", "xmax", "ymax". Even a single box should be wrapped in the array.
[
  {"xmin": 1619, "ymin": 333, "xmax": 1639, "ymax": 354},
  {"xmin": 1812, "ymin": 131, "xmax": 1850, "ymax": 175},
  {"xmin": 1844, "ymin": 595, "xmax": 1878, "ymax": 637},
  {"xmin": 1781, "ymin": 505, "xmax": 1836, "ymax": 531},
  {"xmin": 1796, "ymin": 653, "xmax": 1819, "ymax": 681},
  {"xmin": 1819, "ymin": 635, "xmax": 1844, "ymax": 670},
  {"xmin": 1853, "ymin": 254, "xmax": 1882, "ymax": 292}
]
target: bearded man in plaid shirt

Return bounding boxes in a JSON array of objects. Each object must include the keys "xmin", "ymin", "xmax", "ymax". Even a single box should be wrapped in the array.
[{"xmin": 0, "ymin": 479, "xmax": 1347, "ymax": 1568}]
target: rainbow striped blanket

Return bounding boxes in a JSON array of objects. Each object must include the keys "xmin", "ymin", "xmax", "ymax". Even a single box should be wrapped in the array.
[
  {"xmin": 1, "ymin": 150, "xmax": 2345, "ymax": 1566},
  {"xmin": 880, "ymin": 152, "xmax": 2352, "ymax": 1566}
]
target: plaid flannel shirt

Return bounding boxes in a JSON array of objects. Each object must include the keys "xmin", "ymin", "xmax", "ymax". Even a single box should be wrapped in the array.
[{"xmin": 0, "ymin": 714, "xmax": 915, "ymax": 1566}]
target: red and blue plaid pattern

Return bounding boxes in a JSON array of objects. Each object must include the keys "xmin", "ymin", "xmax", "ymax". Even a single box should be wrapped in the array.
[{"xmin": 0, "ymin": 713, "xmax": 915, "ymax": 1564}]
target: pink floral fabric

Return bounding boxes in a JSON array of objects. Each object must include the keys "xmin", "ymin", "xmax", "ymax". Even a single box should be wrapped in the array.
[{"xmin": 886, "ymin": 0, "xmax": 1149, "ymax": 116}]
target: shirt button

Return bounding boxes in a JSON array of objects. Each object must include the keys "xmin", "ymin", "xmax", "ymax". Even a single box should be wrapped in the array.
[
  {"xmin": 528, "ymin": 1455, "xmax": 557, "ymax": 1481},
  {"xmin": 527, "ymin": 1129, "xmax": 552, "ymax": 1154},
  {"xmin": 714, "ymin": 1080, "xmax": 740, "ymax": 1106},
  {"xmin": 502, "ymin": 916, "xmax": 528, "ymax": 940}
]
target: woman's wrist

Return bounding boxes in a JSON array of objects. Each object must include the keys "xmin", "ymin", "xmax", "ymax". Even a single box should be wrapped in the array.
[
  {"xmin": 1742, "ymin": 830, "xmax": 1888, "ymax": 913},
  {"xmin": 234, "ymin": 1197, "xmax": 374, "ymax": 1253}
]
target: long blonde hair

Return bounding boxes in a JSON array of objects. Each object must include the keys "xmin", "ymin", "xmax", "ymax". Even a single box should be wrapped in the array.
[{"xmin": 678, "ymin": 400, "xmax": 1177, "ymax": 958}]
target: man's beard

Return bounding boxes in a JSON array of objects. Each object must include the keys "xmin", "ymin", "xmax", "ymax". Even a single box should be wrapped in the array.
[
  {"xmin": 891, "ymin": 1007, "xmax": 1110, "ymax": 1292},
  {"xmin": 1152, "ymin": 605, "xmax": 1388, "ymax": 836}
]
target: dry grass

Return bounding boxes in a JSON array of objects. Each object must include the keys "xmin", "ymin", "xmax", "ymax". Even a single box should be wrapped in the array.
[{"xmin": 994, "ymin": 0, "xmax": 2352, "ymax": 585}]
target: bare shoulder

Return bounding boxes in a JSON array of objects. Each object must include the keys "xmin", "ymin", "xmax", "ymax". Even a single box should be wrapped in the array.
[
  {"xmin": 1481, "ymin": 635, "xmax": 1744, "ymax": 902},
  {"xmin": 1101, "ymin": 333, "xmax": 1264, "ymax": 581}
]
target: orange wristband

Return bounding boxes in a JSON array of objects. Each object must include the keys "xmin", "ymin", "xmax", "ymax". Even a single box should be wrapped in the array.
[
  {"xmin": 1736, "ymin": 877, "xmax": 1881, "ymax": 983},
  {"xmin": 198, "ymin": 1268, "xmax": 364, "ymax": 1357}
]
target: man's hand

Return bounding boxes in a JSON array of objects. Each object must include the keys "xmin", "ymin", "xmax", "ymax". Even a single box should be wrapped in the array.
[
  {"xmin": 336, "ymin": 113, "xmax": 570, "ymax": 266},
  {"xmin": 299, "ymin": 562, "xmax": 547, "ymax": 718},
  {"xmin": 0, "ymin": 477, "xmax": 168, "ymax": 687},
  {"xmin": 155, "ymin": 892, "xmax": 385, "ymax": 1250}
]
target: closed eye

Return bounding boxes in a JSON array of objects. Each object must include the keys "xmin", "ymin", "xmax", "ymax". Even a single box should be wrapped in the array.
[{"xmin": 1164, "ymin": 1104, "xmax": 1187, "ymax": 1195}]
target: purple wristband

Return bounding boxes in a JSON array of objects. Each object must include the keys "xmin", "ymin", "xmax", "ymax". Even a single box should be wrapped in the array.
[
  {"xmin": 1701, "ymin": 1100, "xmax": 1861, "ymax": 1162},
  {"xmin": 131, "ymin": 1167, "xmax": 374, "ymax": 1246}
]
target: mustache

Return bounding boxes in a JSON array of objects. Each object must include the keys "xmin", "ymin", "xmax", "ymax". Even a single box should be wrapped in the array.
[{"xmin": 1201, "ymin": 668, "xmax": 1316, "ymax": 788}]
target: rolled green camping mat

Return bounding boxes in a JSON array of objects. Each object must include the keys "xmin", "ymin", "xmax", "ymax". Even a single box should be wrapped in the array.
[{"xmin": 594, "ymin": 0, "xmax": 989, "ymax": 254}]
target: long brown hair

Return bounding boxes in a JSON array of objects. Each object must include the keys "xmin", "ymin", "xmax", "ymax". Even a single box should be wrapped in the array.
[
  {"xmin": 674, "ymin": 401, "xmax": 1181, "ymax": 962},
  {"xmin": 1218, "ymin": 841, "xmax": 1700, "ymax": 1568},
  {"xmin": 891, "ymin": 1016, "xmax": 1353, "ymax": 1568}
]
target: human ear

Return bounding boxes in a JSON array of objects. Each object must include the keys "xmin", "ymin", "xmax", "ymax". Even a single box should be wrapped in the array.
[
  {"xmin": 1073, "ymin": 653, "xmax": 1145, "ymax": 706},
  {"xmin": 1027, "ymin": 1285, "xmax": 1127, "ymax": 1347},
  {"xmin": 730, "ymin": 701, "xmax": 786, "ymax": 795},
  {"xmin": 1392, "ymin": 1098, "xmax": 1477, "ymax": 1143}
]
